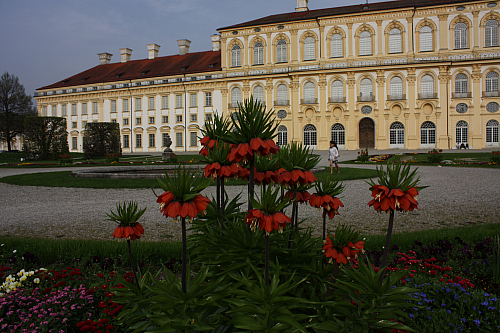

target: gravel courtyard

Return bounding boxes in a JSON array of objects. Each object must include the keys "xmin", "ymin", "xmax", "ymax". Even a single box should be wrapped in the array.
[{"xmin": 1, "ymin": 150, "xmax": 499, "ymax": 242}]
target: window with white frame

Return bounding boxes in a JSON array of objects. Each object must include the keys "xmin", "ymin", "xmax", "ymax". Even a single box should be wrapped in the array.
[
  {"xmin": 82, "ymin": 121, "xmax": 87, "ymax": 128},
  {"xmin": 176, "ymin": 95, "xmax": 182, "ymax": 108},
  {"xmin": 421, "ymin": 75, "xmax": 435, "ymax": 98},
  {"xmin": 162, "ymin": 116, "xmax": 168, "ymax": 123},
  {"xmin": 176, "ymin": 115, "xmax": 182, "ymax": 123},
  {"xmin": 253, "ymin": 85, "xmax": 264, "ymax": 103},
  {"xmin": 111, "ymin": 119, "xmax": 116, "ymax": 124},
  {"xmin": 455, "ymin": 73, "xmax": 468, "ymax": 95},
  {"xmin": 389, "ymin": 28, "xmax": 402, "ymax": 53},
  {"xmin": 420, "ymin": 121, "xmax": 436, "ymax": 145},
  {"xmin": 72, "ymin": 104, "xmax": 77, "ymax": 115},
  {"xmin": 190, "ymin": 132, "xmax": 197, "ymax": 146},
  {"xmin": 123, "ymin": 135, "xmax": 129, "ymax": 148},
  {"xmin": 304, "ymin": 81, "xmax": 316, "ymax": 103},
  {"xmin": 253, "ymin": 42, "xmax": 264, "ymax": 65},
  {"xmin": 72, "ymin": 137, "xmax": 78, "ymax": 150},
  {"xmin": 176, "ymin": 132, "xmax": 183, "ymax": 147},
  {"xmin": 62, "ymin": 105, "xmax": 67, "ymax": 116},
  {"xmin": 360, "ymin": 78, "xmax": 373, "ymax": 100},
  {"xmin": 231, "ymin": 87, "xmax": 241, "ymax": 107},
  {"xmin": 123, "ymin": 118, "xmax": 129, "ymax": 126},
  {"xmin": 190, "ymin": 114, "xmax": 197, "ymax": 122},
  {"xmin": 82, "ymin": 103, "xmax": 87, "ymax": 115},
  {"xmin": 277, "ymin": 40, "xmax": 287, "ymax": 63},
  {"xmin": 303, "ymin": 124, "xmax": 317, "ymax": 146},
  {"xmin": 111, "ymin": 100, "xmax": 116, "ymax": 113},
  {"xmin": 149, "ymin": 133, "xmax": 155, "ymax": 147},
  {"xmin": 390, "ymin": 76, "xmax": 403, "ymax": 99},
  {"xmin": 148, "ymin": 97, "xmax": 154, "ymax": 110},
  {"xmin": 420, "ymin": 25, "xmax": 433, "ymax": 51},
  {"xmin": 456, "ymin": 120, "xmax": 468, "ymax": 144},
  {"xmin": 92, "ymin": 102, "xmax": 98, "ymax": 114},
  {"xmin": 52, "ymin": 105, "xmax": 57, "ymax": 116},
  {"xmin": 331, "ymin": 33, "xmax": 343, "ymax": 58},
  {"xmin": 331, "ymin": 123, "xmax": 345, "ymax": 146},
  {"xmin": 136, "ymin": 117, "xmax": 141, "ymax": 125},
  {"xmin": 43, "ymin": 106, "xmax": 47, "ymax": 116},
  {"xmin": 149, "ymin": 117, "xmax": 155, "ymax": 124},
  {"xmin": 486, "ymin": 71, "xmax": 499, "ymax": 93},
  {"xmin": 390, "ymin": 122, "xmax": 405, "ymax": 146},
  {"xmin": 277, "ymin": 125, "xmax": 287, "ymax": 146},
  {"xmin": 486, "ymin": 119, "xmax": 499, "ymax": 144},
  {"xmin": 331, "ymin": 80, "xmax": 344, "ymax": 102},
  {"xmin": 136, "ymin": 134, "xmax": 142, "ymax": 148},
  {"xmin": 135, "ymin": 98, "xmax": 142, "ymax": 111},
  {"xmin": 454, "ymin": 22, "xmax": 468, "ymax": 49},
  {"xmin": 190, "ymin": 93, "xmax": 197, "ymax": 107},
  {"xmin": 205, "ymin": 114, "xmax": 213, "ymax": 122},
  {"xmin": 205, "ymin": 92, "xmax": 212, "ymax": 106},
  {"xmin": 304, "ymin": 36, "xmax": 315, "ymax": 60},
  {"xmin": 277, "ymin": 84, "xmax": 288, "ymax": 104},
  {"xmin": 72, "ymin": 121, "xmax": 77, "ymax": 128},
  {"xmin": 359, "ymin": 30, "xmax": 372, "ymax": 56},
  {"xmin": 485, "ymin": 19, "xmax": 499, "ymax": 47},
  {"xmin": 123, "ymin": 99, "xmax": 129, "ymax": 112},
  {"xmin": 231, "ymin": 45, "xmax": 241, "ymax": 67},
  {"xmin": 162, "ymin": 96, "xmax": 168, "ymax": 109}
]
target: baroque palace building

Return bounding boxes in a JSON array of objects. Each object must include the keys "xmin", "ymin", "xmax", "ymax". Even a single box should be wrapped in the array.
[{"xmin": 35, "ymin": 0, "xmax": 500, "ymax": 152}]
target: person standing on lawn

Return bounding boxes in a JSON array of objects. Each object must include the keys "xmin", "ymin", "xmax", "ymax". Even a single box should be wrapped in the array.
[{"xmin": 328, "ymin": 141, "xmax": 340, "ymax": 174}]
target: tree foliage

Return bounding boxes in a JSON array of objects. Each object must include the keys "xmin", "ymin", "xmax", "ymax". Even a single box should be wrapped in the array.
[
  {"xmin": 83, "ymin": 122, "xmax": 121, "ymax": 159},
  {"xmin": 0, "ymin": 72, "xmax": 37, "ymax": 151},
  {"xmin": 23, "ymin": 116, "xmax": 69, "ymax": 160}
]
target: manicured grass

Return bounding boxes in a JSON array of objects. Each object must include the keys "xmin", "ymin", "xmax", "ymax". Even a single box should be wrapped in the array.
[
  {"xmin": 0, "ymin": 152, "xmax": 85, "ymax": 164},
  {"xmin": 388, "ymin": 152, "xmax": 495, "ymax": 163},
  {"xmin": 322, "ymin": 166, "xmax": 378, "ymax": 181},
  {"xmin": 0, "ymin": 168, "xmax": 379, "ymax": 189}
]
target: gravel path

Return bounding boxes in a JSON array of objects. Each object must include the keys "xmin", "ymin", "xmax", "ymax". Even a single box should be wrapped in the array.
[{"xmin": 1, "ymin": 150, "xmax": 499, "ymax": 242}]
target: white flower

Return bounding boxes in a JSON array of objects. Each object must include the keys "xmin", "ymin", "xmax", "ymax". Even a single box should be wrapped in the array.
[
  {"xmin": 28, "ymin": 271, "xmax": 34, "ymax": 276},
  {"xmin": 13, "ymin": 250, "xmax": 16, "ymax": 253},
  {"xmin": 19, "ymin": 276, "xmax": 27, "ymax": 282},
  {"xmin": 33, "ymin": 278, "xmax": 40, "ymax": 284},
  {"xmin": 17, "ymin": 269, "xmax": 25, "ymax": 277}
]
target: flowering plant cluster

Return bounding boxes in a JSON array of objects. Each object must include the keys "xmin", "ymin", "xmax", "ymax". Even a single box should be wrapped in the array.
[
  {"xmin": 323, "ymin": 224, "xmax": 364, "ymax": 265},
  {"xmin": 0, "ymin": 268, "xmax": 40, "ymax": 296},
  {"xmin": 369, "ymin": 154, "xmax": 392, "ymax": 162},
  {"xmin": 357, "ymin": 148, "xmax": 369, "ymax": 162},
  {"xmin": 491, "ymin": 151, "xmax": 500, "ymax": 164}
]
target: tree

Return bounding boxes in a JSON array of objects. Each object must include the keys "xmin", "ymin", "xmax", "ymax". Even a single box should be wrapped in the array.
[
  {"xmin": 23, "ymin": 116, "xmax": 69, "ymax": 160},
  {"xmin": 0, "ymin": 72, "xmax": 36, "ymax": 151},
  {"xmin": 83, "ymin": 122, "xmax": 121, "ymax": 159}
]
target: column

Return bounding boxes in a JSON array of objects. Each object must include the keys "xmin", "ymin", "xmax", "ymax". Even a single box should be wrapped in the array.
[
  {"xmin": 472, "ymin": 64, "xmax": 482, "ymax": 148},
  {"xmin": 319, "ymin": 25, "xmax": 326, "ymax": 63},
  {"xmin": 265, "ymin": 77, "xmax": 273, "ymax": 108},
  {"xmin": 243, "ymin": 35, "xmax": 249, "ymax": 69},
  {"xmin": 291, "ymin": 29, "xmax": 299, "ymax": 65},
  {"xmin": 242, "ymin": 79, "xmax": 250, "ymax": 100},
  {"xmin": 266, "ymin": 32, "xmax": 273, "ymax": 66},
  {"xmin": 438, "ymin": 66, "xmax": 450, "ymax": 148},
  {"xmin": 376, "ymin": 70, "xmax": 387, "ymax": 149},
  {"xmin": 318, "ymin": 73, "xmax": 327, "ymax": 149},
  {"xmin": 290, "ymin": 75, "xmax": 300, "ymax": 141},
  {"xmin": 438, "ymin": 14, "xmax": 449, "ymax": 52},
  {"xmin": 221, "ymin": 37, "xmax": 227, "ymax": 70},
  {"xmin": 406, "ymin": 17, "xmax": 414, "ymax": 59},
  {"xmin": 346, "ymin": 72, "xmax": 356, "ymax": 149},
  {"xmin": 347, "ymin": 23, "xmax": 353, "ymax": 60},
  {"xmin": 406, "ymin": 68, "xmax": 417, "ymax": 149},
  {"xmin": 473, "ymin": 11, "xmax": 480, "ymax": 49},
  {"xmin": 221, "ymin": 88, "xmax": 228, "ymax": 117},
  {"xmin": 377, "ymin": 20, "xmax": 383, "ymax": 56}
]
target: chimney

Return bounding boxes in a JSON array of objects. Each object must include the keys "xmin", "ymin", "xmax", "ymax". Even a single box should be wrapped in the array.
[
  {"xmin": 120, "ymin": 48, "xmax": 133, "ymax": 63},
  {"xmin": 295, "ymin": 0, "xmax": 309, "ymax": 12},
  {"xmin": 177, "ymin": 39, "xmax": 191, "ymax": 56},
  {"xmin": 98, "ymin": 53, "xmax": 112, "ymax": 65},
  {"xmin": 211, "ymin": 34, "xmax": 221, "ymax": 51},
  {"xmin": 147, "ymin": 44, "xmax": 161, "ymax": 59}
]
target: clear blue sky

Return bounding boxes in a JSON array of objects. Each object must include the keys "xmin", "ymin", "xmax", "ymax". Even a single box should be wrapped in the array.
[{"xmin": 0, "ymin": 0, "xmax": 373, "ymax": 102}]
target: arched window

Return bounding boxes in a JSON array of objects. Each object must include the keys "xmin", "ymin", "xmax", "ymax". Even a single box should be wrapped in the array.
[
  {"xmin": 421, "ymin": 74, "xmax": 435, "ymax": 99},
  {"xmin": 331, "ymin": 33, "xmax": 343, "ymax": 58},
  {"xmin": 485, "ymin": 19, "xmax": 499, "ymax": 47},
  {"xmin": 303, "ymin": 124, "xmax": 317, "ymax": 147},
  {"xmin": 389, "ymin": 28, "xmax": 402, "ymax": 53},
  {"xmin": 390, "ymin": 122, "xmax": 405, "ymax": 146},
  {"xmin": 276, "ymin": 84, "xmax": 288, "ymax": 105},
  {"xmin": 486, "ymin": 71, "xmax": 499, "ymax": 95},
  {"xmin": 359, "ymin": 30, "xmax": 372, "ymax": 56},
  {"xmin": 331, "ymin": 80, "xmax": 344, "ymax": 102},
  {"xmin": 253, "ymin": 85, "xmax": 264, "ymax": 103},
  {"xmin": 304, "ymin": 36, "xmax": 315, "ymax": 60},
  {"xmin": 277, "ymin": 40, "xmax": 287, "ymax": 63},
  {"xmin": 231, "ymin": 45, "xmax": 241, "ymax": 67},
  {"xmin": 277, "ymin": 125, "xmax": 288, "ymax": 146},
  {"xmin": 253, "ymin": 42, "xmax": 263, "ymax": 65},
  {"xmin": 486, "ymin": 119, "xmax": 499, "ymax": 145},
  {"xmin": 390, "ymin": 76, "xmax": 403, "ymax": 100},
  {"xmin": 331, "ymin": 123, "xmax": 345, "ymax": 146},
  {"xmin": 455, "ymin": 73, "xmax": 469, "ymax": 97},
  {"xmin": 420, "ymin": 121, "xmax": 436, "ymax": 145},
  {"xmin": 456, "ymin": 120, "xmax": 469, "ymax": 144},
  {"xmin": 231, "ymin": 87, "xmax": 241, "ymax": 108},
  {"xmin": 303, "ymin": 81, "xmax": 316, "ymax": 104},
  {"xmin": 420, "ymin": 25, "xmax": 433, "ymax": 52},
  {"xmin": 454, "ymin": 22, "xmax": 468, "ymax": 49},
  {"xmin": 360, "ymin": 78, "xmax": 373, "ymax": 101}
]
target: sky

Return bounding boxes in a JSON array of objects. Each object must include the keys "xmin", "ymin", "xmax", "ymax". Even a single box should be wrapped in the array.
[{"xmin": 0, "ymin": 0, "xmax": 374, "ymax": 103}]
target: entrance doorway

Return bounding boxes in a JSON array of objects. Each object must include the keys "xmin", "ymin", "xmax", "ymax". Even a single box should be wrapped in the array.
[{"xmin": 359, "ymin": 118, "xmax": 375, "ymax": 148}]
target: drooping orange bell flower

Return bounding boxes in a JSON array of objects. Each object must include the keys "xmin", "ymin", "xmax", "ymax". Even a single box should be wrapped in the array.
[
  {"xmin": 204, "ymin": 163, "xmax": 234, "ymax": 179},
  {"xmin": 323, "ymin": 235, "xmax": 364, "ymax": 265},
  {"xmin": 279, "ymin": 170, "xmax": 317, "ymax": 187},
  {"xmin": 157, "ymin": 191, "xmax": 210, "ymax": 221},
  {"xmin": 309, "ymin": 194, "xmax": 344, "ymax": 211},
  {"xmin": 245, "ymin": 209, "xmax": 291, "ymax": 235},
  {"xmin": 368, "ymin": 185, "xmax": 419, "ymax": 212},
  {"xmin": 112, "ymin": 223, "xmax": 144, "ymax": 240},
  {"xmin": 230, "ymin": 163, "xmax": 249, "ymax": 179},
  {"xmin": 284, "ymin": 190, "xmax": 311, "ymax": 203}
]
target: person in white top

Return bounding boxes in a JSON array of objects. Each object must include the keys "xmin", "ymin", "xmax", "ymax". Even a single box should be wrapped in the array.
[{"xmin": 328, "ymin": 141, "xmax": 340, "ymax": 174}]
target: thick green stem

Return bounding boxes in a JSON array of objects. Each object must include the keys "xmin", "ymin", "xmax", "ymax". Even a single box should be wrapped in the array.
[
  {"xmin": 127, "ymin": 239, "xmax": 140, "ymax": 289},
  {"xmin": 322, "ymin": 209, "xmax": 327, "ymax": 242},
  {"xmin": 181, "ymin": 217, "xmax": 187, "ymax": 293},
  {"xmin": 265, "ymin": 234, "xmax": 270, "ymax": 287},
  {"xmin": 294, "ymin": 203, "xmax": 299, "ymax": 234},
  {"xmin": 216, "ymin": 176, "xmax": 221, "ymax": 211},
  {"xmin": 248, "ymin": 158, "xmax": 255, "ymax": 211},
  {"xmin": 220, "ymin": 176, "xmax": 225, "ymax": 230},
  {"xmin": 379, "ymin": 210, "xmax": 395, "ymax": 284}
]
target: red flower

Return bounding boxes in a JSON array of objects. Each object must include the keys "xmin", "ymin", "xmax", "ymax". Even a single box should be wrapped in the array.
[
  {"xmin": 279, "ymin": 170, "xmax": 316, "ymax": 187},
  {"xmin": 368, "ymin": 186, "xmax": 419, "ymax": 212},
  {"xmin": 228, "ymin": 143, "xmax": 253, "ymax": 162},
  {"xmin": 204, "ymin": 162, "xmax": 220, "ymax": 178},
  {"xmin": 284, "ymin": 190, "xmax": 311, "ymax": 203},
  {"xmin": 112, "ymin": 223, "xmax": 144, "ymax": 240},
  {"xmin": 309, "ymin": 194, "xmax": 344, "ymax": 218},
  {"xmin": 157, "ymin": 192, "xmax": 211, "ymax": 221},
  {"xmin": 245, "ymin": 210, "xmax": 291, "ymax": 234},
  {"xmin": 323, "ymin": 236, "xmax": 364, "ymax": 265},
  {"xmin": 230, "ymin": 163, "xmax": 249, "ymax": 179},
  {"xmin": 255, "ymin": 170, "xmax": 278, "ymax": 185}
]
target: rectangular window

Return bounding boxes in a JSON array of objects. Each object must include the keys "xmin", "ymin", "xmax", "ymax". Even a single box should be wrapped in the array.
[
  {"xmin": 123, "ymin": 99, "xmax": 129, "ymax": 112},
  {"xmin": 123, "ymin": 135, "xmax": 129, "ymax": 148},
  {"xmin": 72, "ymin": 104, "xmax": 77, "ymax": 115},
  {"xmin": 111, "ymin": 100, "xmax": 116, "ymax": 112},
  {"xmin": 149, "ymin": 117, "xmax": 155, "ymax": 124},
  {"xmin": 123, "ymin": 118, "xmax": 129, "ymax": 126},
  {"xmin": 135, "ymin": 98, "xmax": 142, "ymax": 111},
  {"xmin": 162, "ymin": 116, "xmax": 168, "ymax": 123},
  {"xmin": 82, "ymin": 121, "xmax": 87, "ymax": 128},
  {"xmin": 149, "ymin": 133, "xmax": 155, "ymax": 147},
  {"xmin": 72, "ymin": 122, "xmax": 77, "ymax": 128},
  {"xmin": 190, "ymin": 132, "xmax": 197, "ymax": 146},
  {"xmin": 176, "ymin": 115, "xmax": 182, "ymax": 123},
  {"xmin": 162, "ymin": 133, "xmax": 170, "ymax": 147},
  {"xmin": 43, "ymin": 106, "xmax": 47, "ymax": 116},
  {"xmin": 176, "ymin": 132, "xmax": 183, "ymax": 147},
  {"xmin": 190, "ymin": 114, "xmax": 197, "ymax": 122},
  {"xmin": 136, "ymin": 118, "xmax": 142, "ymax": 125},
  {"xmin": 52, "ymin": 105, "xmax": 57, "ymax": 116},
  {"xmin": 92, "ymin": 102, "xmax": 98, "ymax": 114},
  {"xmin": 111, "ymin": 119, "xmax": 117, "ymax": 124},
  {"xmin": 205, "ymin": 92, "xmax": 212, "ymax": 106},
  {"xmin": 62, "ymin": 105, "xmax": 67, "ymax": 116},
  {"xmin": 205, "ymin": 114, "xmax": 212, "ymax": 122},
  {"xmin": 82, "ymin": 103, "xmax": 87, "ymax": 115},
  {"xmin": 72, "ymin": 137, "xmax": 78, "ymax": 150},
  {"xmin": 162, "ymin": 96, "xmax": 168, "ymax": 109},
  {"xmin": 148, "ymin": 97, "xmax": 155, "ymax": 110},
  {"xmin": 136, "ymin": 134, "xmax": 142, "ymax": 148},
  {"xmin": 176, "ymin": 95, "xmax": 182, "ymax": 108},
  {"xmin": 190, "ymin": 93, "xmax": 197, "ymax": 107}
]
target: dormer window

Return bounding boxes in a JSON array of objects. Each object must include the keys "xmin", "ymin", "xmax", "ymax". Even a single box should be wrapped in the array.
[
  {"xmin": 61, "ymin": 80, "xmax": 68, "ymax": 85},
  {"xmin": 181, "ymin": 67, "xmax": 188, "ymax": 71},
  {"xmin": 115, "ymin": 73, "xmax": 124, "ymax": 79},
  {"xmin": 141, "ymin": 70, "xmax": 150, "ymax": 76},
  {"xmin": 81, "ymin": 77, "xmax": 90, "ymax": 83}
]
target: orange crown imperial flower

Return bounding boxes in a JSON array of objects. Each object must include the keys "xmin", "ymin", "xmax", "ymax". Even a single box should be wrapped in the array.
[
  {"xmin": 245, "ymin": 210, "xmax": 291, "ymax": 235},
  {"xmin": 157, "ymin": 191, "xmax": 210, "ymax": 221},
  {"xmin": 278, "ymin": 169, "xmax": 317, "ymax": 187},
  {"xmin": 106, "ymin": 201, "xmax": 146, "ymax": 241},
  {"xmin": 323, "ymin": 225, "xmax": 365, "ymax": 265},
  {"xmin": 367, "ymin": 186, "xmax": 419, "ymax": 212},
  {"xmin": 112, "ymin": 223, "xmax": 144, "ymax": 240},
  {"xmin": 284, "ymin": 190, "xmax": 312, "ymax": 204}
]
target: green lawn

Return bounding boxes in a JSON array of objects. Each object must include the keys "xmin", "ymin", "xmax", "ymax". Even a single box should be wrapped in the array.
[{"xmin": 0, "ymin": 168, "xmax": 378, "ymax": 189}]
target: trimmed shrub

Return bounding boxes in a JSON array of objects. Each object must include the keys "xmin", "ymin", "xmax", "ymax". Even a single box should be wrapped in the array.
[
  {"xmin": 23, "ymin": 116, "xmax": 69, "ymax": 160},
  {"xmin": 83, "ymin": 122, "xmax": 120, "ymax": 160}
]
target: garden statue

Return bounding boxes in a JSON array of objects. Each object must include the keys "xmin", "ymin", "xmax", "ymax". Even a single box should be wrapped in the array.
[{"xmin": 161, "ymin": 134, "xmax": 173, "ymax": 160}]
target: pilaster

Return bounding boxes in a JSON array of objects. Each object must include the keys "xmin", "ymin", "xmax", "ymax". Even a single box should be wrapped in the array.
[
  {"xmin": 438, "ymin": 14, "xmax": 449, "ymax": 52},
  {"xmin": 346, "ymin": 71, "xmax": 357, "ymax": 149},
  {"xmin": 472, "ymin": 64, "xmax": 482, "ymax": 148},
  {"xmin": 438, "ymin": 66, "xmax": 451, "ymax": 148},
  {"xmin": 291, "ymin": 29, "xmax": 299, "ymax": 65},
  {"xmin": 377, "ymin": 20, "xmax": 383, "ymax": 56},
  {"xmin": 406, "ymin": 68, "xmax": 417, "ymax": 149}
]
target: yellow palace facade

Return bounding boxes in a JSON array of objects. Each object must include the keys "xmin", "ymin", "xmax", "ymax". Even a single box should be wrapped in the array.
[{"xmin": 35, "ymin": 0, "xmax": 500, "ymax": 151}]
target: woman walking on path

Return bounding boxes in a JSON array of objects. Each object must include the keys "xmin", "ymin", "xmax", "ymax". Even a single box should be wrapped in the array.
[{"xmin": 328, "ymin": 141, "xmax": 340, "ymax": 174}]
